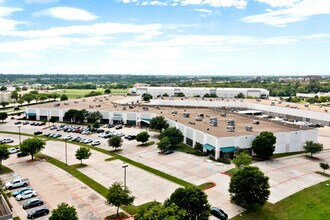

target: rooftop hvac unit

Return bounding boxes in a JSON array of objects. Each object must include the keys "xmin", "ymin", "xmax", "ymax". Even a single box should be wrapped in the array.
[
  {"xmin": 227, "ymin": 126, "xmax": 235, "ymax": 132},
  {"xmin": 253, "ymin": 120, "xmax": 260, "ymax": 125},
  {"xmin": 172, "ymin": 111, "xmax": 178, "ymax": 114},
  {"xmin": 142, "ymin": 106, "xmax": 149, "ymax": 111},
  {"xmin": 227, "ymin": 119, "xmax": 235, "ymax": 126},
  {"xmin": 195, "ymin": 116, "xmax": 203, "ymax": 121},
  {"xmin": 89, "ymin": 105, "xmax": 94, "ymax": 108},
  {"xmin": 209, "ymin": 117, "xmax": 218, "ymax": 126},
  {"xmin": 54, "ymin": 103, "xmax": 60, "ymax": 107},
  {"xmin": 74, "ymin": 100, "xmax": 79, "ymax": 103},
  {"xmin": 245, "ymin": 126, "xmax": 253, "ymax": 131},
  {"xmin": 183, "ymin": 112, "xmax": 190, "ymax": 118},
  {"xmin": 197, "ymin": 113, "xmax": 204, "ymax": 118},
  {"xmin": 64, "ymin": 102, "xmax": 69, "ymax": 105},
  {"xmin": 271, "ymin": 102, "xmax": 275, "ymax": 106},
  {"xmin": 83, "ymin": 99, "xmax": 86, "ymax": 102},
  {"xmin": 220, "ymin": 112, "xmax": 227, "ymax": 117},
  {"xmin": 122, "ymin": 107, "xmax": 127, "ymax": 110},
  {"xmin": 96, "ymin": 105, "xmax": 101, "ymax": 107}
]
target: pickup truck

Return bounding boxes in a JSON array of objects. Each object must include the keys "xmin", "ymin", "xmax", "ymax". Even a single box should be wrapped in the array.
[{"xmin": 5, "ymin": 178, "xmax": 29, "ymax": 190}]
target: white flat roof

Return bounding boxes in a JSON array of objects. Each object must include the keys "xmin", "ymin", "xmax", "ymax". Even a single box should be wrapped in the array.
[{"xmin": 237, "ymin": 110, "xmax": 262, "ymax": 114}]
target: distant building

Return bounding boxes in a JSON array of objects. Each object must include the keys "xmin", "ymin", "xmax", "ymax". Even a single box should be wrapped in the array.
[
  {"xmin": 0, "ymin": 92, "xmax": 13, "ymax": 103},
  {"xmin": 129, "ymin": 87, "xmax": 269, "ymax": 98},
  {"xmin": 296, "ymin": 92, "xmax": 330, "ymax": 98},
  {"xmin": 0, "ymin": 195, "xmax": 13, "ymax": 220},
  {"xmin": 304, "ymin": 75, "xmax": 322, "ymax": 81},
  {"xmin": 133, "ymin": 83, "xmax": 150, "ymax": 88}
]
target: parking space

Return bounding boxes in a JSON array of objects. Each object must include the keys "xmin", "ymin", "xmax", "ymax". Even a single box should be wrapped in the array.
[
  {"xmin": 3, "ymin": 155, "xmax": 116, "ymax": 220},
  {"xmin": 43, "ymin": 140, "xmax": 181, "ymax": 206}
]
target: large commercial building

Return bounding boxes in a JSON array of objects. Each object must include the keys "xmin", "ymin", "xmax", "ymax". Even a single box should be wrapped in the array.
[
  {"xmin": 129, "ymin": 87, "xmax": 269, "ymax": 99},
  {"xmin": 26, "ymin": 95, "xmax": 318, "ymax": 159}
]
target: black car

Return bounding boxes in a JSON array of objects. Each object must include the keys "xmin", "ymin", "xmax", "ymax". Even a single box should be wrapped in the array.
[
  {"xmin": 23, "ymin": 198, "xmax": 44, "ymax": 210},
  {"xmin": 17, "ymin": 152, "xmax": 29, "ymax": 158},
  {"xmin": 27, "ymin": 206, "xmax": 49, "ymax": 219},
  {"xmin": 34, "ymin": 131, "xmax": 43, "ymax": 135},
  {"xmin": 126, "ymin": 135, "xmax": 136, "ymax": 140},
  {"xmin": 14, "ymin": 121, "xmax": 22, "ymax": 125},
  {"xmin": 164, "ymin": 149, "xmax": 174, "ymax": 155},
  {"xmin": 211, "ymin": 207, "xmax": 228, "ymax": 220}
]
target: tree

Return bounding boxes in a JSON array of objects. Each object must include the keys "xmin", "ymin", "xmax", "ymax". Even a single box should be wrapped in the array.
[
  {"xmin": 11, "ymin": 91, "xmax": 19, "ymax": 102},
  {"xmin": 49, "ymin": 202, "xmax": 78, "ymax": 220},
  {"xmin": 104, "ymin": 89, "xmax": 111, "ymax": 94},
  {"xmin": 136, "ymin": 131, "xmax": 150, "ymax": 144},
  {"xmin": 20, "ymin": 137, "xmax": 46, "ymax": 160},
  {"xmin": 60, "ymin": 94, "xmax": 68, "ymax": 101},
  {"xmin": 142, "ymin": 93, "xmax": 153, "ymax": 102},
  {"xmin": 22, "ymin": 86, "xmax": 28, "ymax": 91},
  {"xmin": 149, "ymin": 116, "xmax": 169, "ymax": 131},
  {"xmin": 232, "ymin": 152, "xmax": 252, "ymax": 169},
  {"xmin": 22, "ymin": 93, "xmax": 34, "ymax": 104},
  {"xmin": 229, "ymin": 166, "xmax": 270, "ymax": 208},
  {"xmin": 135, "ymin": 202, "xmax": 186, "ymax": 220},
  {"xmin": 165, "ymin": 187, "xmax": 210, "ymax": 220},
  {"xmin": 0, "ymin": 102, "xmax": 9, "ymax": 108},
  {"xmin": 49, "ymin": 116, "xmax": 57, "ymax": 125},
  {"xmin": 157, "ymin": 137, "xmax": 171, "ymax": 153},
  {"xmin": 304, "ymin": 141, "xmax": 323, "ymax": 157},
  {"xmin": 320, "ymin": 162, "xmax": 329, "ymax": 174},
  {"xmin": 86, "ymin": 111, "xmax": 103, "ymax": 123},
  {"xmin": 108, "ymin": 136, "xmax": 122, "ymax": 150},
  {"xmin": 64, "ymin": 109, "xmax": 79, "ymax": 123},
  {"xmin": 0, "ymin": 145, "xmax": 10, "ymax": 171},
  {"xmin": 0, "ymin": 112, "xmax": 8, "ymax": 122},
  {"xmin": 106, "ymin": 182, "xmax": 135, "ymax": 217},
  {"xmin": 0, "ymin": 86, "xmax": 7, "ymax": 91},
  {"xmin": 252, "ymin": 131, "xmax": 276, "ymax": 158},
  {"xmin": 235, "ymin": 92, "xmax": 245, "ymax": 99},
  {"xmin": 75, "ymin": 147, "xmax": 92, "ymax": 165},
  {"xmin": 159, "ymin": 127, "xmax": 184, "ymax": 148}
]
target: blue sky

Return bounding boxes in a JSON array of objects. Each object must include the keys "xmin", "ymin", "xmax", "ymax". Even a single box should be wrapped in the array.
[{"xmin": 0, "ymin": 0, "xmax": 330, "ymax": 75}]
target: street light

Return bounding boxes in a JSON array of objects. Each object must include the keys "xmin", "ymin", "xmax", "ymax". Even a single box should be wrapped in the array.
[
  {"xmin": 17, "ymin": 125, "xmax": 21, "ymax": 147},
  {"xmin": 65, "ymin": 139, "xmax": 68, "ymax": 166},
  {"xmin": 122, "ymin": 164, "xmax": 128, "ymax": 188}
]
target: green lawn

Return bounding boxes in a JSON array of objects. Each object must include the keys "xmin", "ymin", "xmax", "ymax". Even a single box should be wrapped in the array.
[
  {"xmin": 232, "ymin": 179, "xmax": 330, "ymax": 220},
  {"xmin": 56, "ymin": 88, "xmax": 128, "ymax": 99},
  {"xmin": 0, "ymin": 165, "xmax": 13, "ymax": 175}
]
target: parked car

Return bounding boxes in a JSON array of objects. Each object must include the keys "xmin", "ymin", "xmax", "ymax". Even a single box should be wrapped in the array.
[
  {"xmin": 164, "ymin": 149, "xmax": 174, "ymax": 155},
  {"xmin": 14, "ymin": 121, "xmax": 22, "ymax": 125},
  {"xmin": 17, "ymin": 151, "xmax": 29, "ymax": 158},
  {"xmin": 126, "ymin": 135, "xmax": 136, "ymax": 140},
  {"xmin": 12, "ymin": 187, "xmax": 33, "ymax": 197},
  {"xmin": 2, "ymin": 138, "xmax": 14, "ymax": 143},
  {"xmin": 22, "ymin": 198, "xmax": 44, "ymax": 210},
  {"xmin": 22, "ymin": 121, "xmax": 30, "ymax": 125},
  {"xmin": 91, "ymin": 140, "xmax": 100, "ymax": 146},
  {"xmin": 63, "ymin": 135, "xmax": 72, "ymax": 140},
  {"xmin": 27, "ymin": 206, "xmax": 50, "ymax": 219},
  {"xmin": 53, "ymin": 134, "xmax": 62, "ymax": 138},
  {"xmin": 83, "ymin": 139, "xmax": 92, "ymax": 144},
  {"xmin": 115, "ymin": 125, "xmax": 123, "ymax": 129},
  {"xmin": 211, "ymin": 207, "xmax": 228, "ymax": 220},
  {"xmin": 34, "ymin": 131, "xmax": 42, "ymax": 135},
  {"xmin": 72, "ymin": 137, "xmax": 82, "ymax": 142},
  {"xmin": 5, "ymin": 178, "xmax": 29, "ymax": 189},
  {"xmin": 30, "ymin": 122, "xmax": 35, "ymax": 126},
  {"xmin": 15, "ymin": 190, "xmax": 36, "ymax": 201},
  {"xmin": 8, "ymin": 147, "xmax": 20, "ymax": 154}
]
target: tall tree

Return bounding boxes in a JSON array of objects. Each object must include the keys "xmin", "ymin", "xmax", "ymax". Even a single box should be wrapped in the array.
[
  {"xmin": 165, "ymin": 187, "xmax": 210, "ymax": 220},
  {"xmin": 22, "ymin": 93, "xmax": 34, "ymax": 104},
  {"xmin": 108, "ymin": 136, "xmax": 122, "ymax": 151},
  {"xmin": 136, "ymin": 131, "xmax": 150, "ymax": 144},
  {"xmin": 252, "ymin": 131, "xmax": 276, "ymax": 158},
  {"xmin": 0, "ymin": 86, "xmax": 7, "ymax": 91},
  {"xmin": 64, "ymin": 109, "xmax": 79, "ymax": 123},
  {"xmin": 49, "ymin": 116, "xmax": 57, "ymax": 125},
  {"xmin": 60, "ymin": 94, "xmax": 68, "ymax": 101},
  {"xmin": 159, "ymin": 127, "xmax": 184, "ymax": 148},
  {"xmin": 157, "ymin": 137, "xmax": 171, "ymax": 153},
  {"xmin": 104, "ymin": 89, "xmax": 111, "ymax": 94},
  {"xmin": 11, "ymin": 91, "xmax": 19, "ymax": 102},
  {"xmin": 142, "ymin": 93, "xmax": 153, "ymax": 101},
  {"xmin": 0, "ymin": 102, "xmax": 9, "ymax": 108},
  {"xmin": 20, "ymin": 137, "xmax": 46, "ymax": 160},
  {"xmin": 229, "ymin": 166, "xmax": 270, "ymax": 208},
  {"xmin": 75, "ymin": 147, "xmax": 92, "ymax": 165},
  {"xmin": 106, "ymin": 182, "xmax": 135, "ymax": 217},
  {"xmin": 232, "ymin": 152, "xmax": 252, "ymax": 169},
  {"xmin": 86, "ymin": 111, "xmax": 103, "ymax": 123},
  {"xmin": 0, "ymin": 145, "xmax": 10, "ymax": 171},
  {"xmin": 49, "ymin": 202, "xmax": 78, "ymax": 220},
  {"xmin": 304, "ymin": 141, "xmax": 323, "ymax": 157},
  {"xmin": 0, "ymin": 112, "xmax": 8, "ymax": 122},
  {"xmin": 149, "ymin": 116, "xmax": 169, "ymax": 131},
  {"xmin": 135, "ymin": 202, "xmax": 187, "ymax": 220}
]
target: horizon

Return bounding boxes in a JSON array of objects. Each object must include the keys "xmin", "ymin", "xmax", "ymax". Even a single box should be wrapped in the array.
[{"xmin": 1, "ymin": 0, "xmax": 330, "ymax": 75}]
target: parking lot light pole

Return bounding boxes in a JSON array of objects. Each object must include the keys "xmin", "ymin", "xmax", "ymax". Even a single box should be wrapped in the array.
[
  {"xmin": 65, "ymin": 139, "xmax": 68, "ymax": 166},
  {"xmin": 18, "ymin": 125, "xmax": 21, "ymax": 147},
  {"xmin": 122, "ymin": 164, "xmax": 128, "ymax": 188}
]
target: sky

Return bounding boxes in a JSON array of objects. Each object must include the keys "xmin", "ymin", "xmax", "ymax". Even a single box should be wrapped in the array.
[{"xmin": 0, "ymin": 0, "xmax": 330, "ymax": 75}]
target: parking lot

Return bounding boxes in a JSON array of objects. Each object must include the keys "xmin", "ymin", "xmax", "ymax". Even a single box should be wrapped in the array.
[{"xmin": 2, "ymin": 155, "xmax": 116, "ymax": 220}]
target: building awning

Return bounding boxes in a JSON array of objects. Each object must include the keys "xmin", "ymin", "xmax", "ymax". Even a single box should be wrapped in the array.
[
  {"xmin": 220, "ymin": 146, "xmax": 237, "ymax": 153},
  {"xmin": 203, "ymin": 143, "xmax": 215, "ymax": 151},
  {"xmin": 27, "ymin": 113, "xmax": 36, "ymax": 116},
  {"xmin": 137, "ymin": 118, "xmax": 151, "ymax": 124}
]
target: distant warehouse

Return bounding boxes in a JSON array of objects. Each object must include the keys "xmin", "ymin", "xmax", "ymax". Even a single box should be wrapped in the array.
[{"xmin": 129, "ymin": 87, "xmax": 269, "ymax": 99}]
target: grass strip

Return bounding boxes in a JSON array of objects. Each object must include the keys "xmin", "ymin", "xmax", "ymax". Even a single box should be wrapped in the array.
[
  {"xmin": 0, "ymin": 131, "xmax": 34, "ymax": 137},
  {"xmin": 105, "ymin": 157, "xmax": 118, "ymax": 162},
  {"xmin": 137, "ymin": 141, "xmax": 155, "ymax": 147},
  {"xmin": 272, "ymin": 151, "xmax": 305, "ymax": 158},
  {"xmin": 196, "ymin": 182, "xmax": 215, "ymax": 190},
  {"xmin": 0, "ymin": 165, "xmax": 13, "ymax": 175},
  {"xmin": 316, "ymin": 171, "xmax": 330, "ymax": 178}
]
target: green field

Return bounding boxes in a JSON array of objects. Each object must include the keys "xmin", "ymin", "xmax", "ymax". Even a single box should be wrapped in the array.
[
  {"xmin": 56, "ymin": 88, "xmax": 128, "ymax": 99},
  {"xmin": 232, "ymin": 179, "xmax": 330, "ymax": 220}
]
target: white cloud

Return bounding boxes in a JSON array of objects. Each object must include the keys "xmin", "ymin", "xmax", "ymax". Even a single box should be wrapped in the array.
[
  {"xmin": 194, "ymin": 8, "xmax": 213, "ymax": 13},
  {"xmin": 119, "ymin": 0, "xmax": 247, "ymax": 8},
  {"xmin": 34, "ymin": 7, "xmax": 98, "ymax": 21},
  {"xmin": 243, "ymin": 0, "xmax": 330, "ymax": 27},
  {"xmin": 255, "ymin": 0, "xmax": 302, "ymax": 7},
  {"xmin": 0, "ymin": 6, "xmax": 23, "ymax": 31},
  {"xmin": 26, "ymin": 0, "xmax": 59, "ymax": 3}
]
